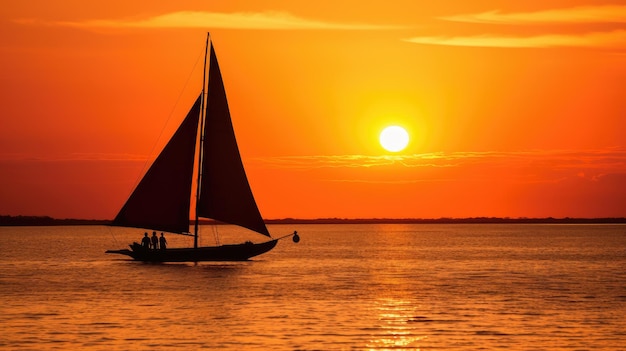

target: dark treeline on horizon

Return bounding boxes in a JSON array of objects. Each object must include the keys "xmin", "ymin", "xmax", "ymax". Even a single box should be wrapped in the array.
[
  {"xmin": 0, "ymin": 215, "xmax": 110, "ymax": 226},
  {"xmin": 267, "ymin": 217, "xmax": 626, "ymax": 224},
  {"xmin": 1, "ymin": 215, "xmax": 625, "ymax": 226}
]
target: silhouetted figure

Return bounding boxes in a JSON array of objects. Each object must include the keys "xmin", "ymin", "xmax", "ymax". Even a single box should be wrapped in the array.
[
  {"xmin": 151, "ymin": 231, "xmax": 158, "ymax": 249},
  {"xmin": 141, "ymin": 232, "xmax": 151, "ymax": 248},
  {"xmin": 159, "ymin": 233, "xmax": 167, "ymax": 250}
]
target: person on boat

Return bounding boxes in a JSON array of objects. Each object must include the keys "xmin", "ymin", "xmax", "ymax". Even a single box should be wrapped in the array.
[
  {"xmin": 141, "ymin": 232, "xmax": 151, "ymax": 248},
  {"xmin": 159, "ymin": 233, "xmax": 167, "ymax": 250},
  {"xmin": 151, "ymin": 231, "xmax": 159, "ymax": 249}
]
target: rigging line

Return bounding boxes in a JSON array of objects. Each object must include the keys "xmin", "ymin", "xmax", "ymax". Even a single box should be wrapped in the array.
[
  {"xmin": 154, "ymin": 48, "xmax": 204, "ymax": 153},
  {"xmin": 127, "ymin": 44, "xmax": 205, "ymax": 194},
  {"xmin": 107, "ymin": 225, "xmax": 122, "ymax": 248},
  {"xmin": 274, "ymin": 231, "xmax": 299, "ymax": 241},
  {"xmin": 212, "ymin": 224, "xmax": 221, "ymax": 246}
]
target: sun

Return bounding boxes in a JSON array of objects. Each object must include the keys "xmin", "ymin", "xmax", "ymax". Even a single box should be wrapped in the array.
[{"xmin": 379, "ymin": 126, "xmax": 409, "ymax": 152}]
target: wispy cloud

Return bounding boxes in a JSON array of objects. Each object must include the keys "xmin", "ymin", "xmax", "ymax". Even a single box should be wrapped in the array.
[
  {"xmin": 441, "ymin": 5, "xmax": 626, "ymax": 24},
  {"xmin": 407, "ymin": 5, "xmax": 626, "ymax": 49},
  {"xmin": 404, "ymin": 30, "xmax": 626, "ymax": 48},
  {"xmin": 251, "ymin": 154, "xmax": 456, "ymax": 169},
  {"xmin": 2, "ymin": 149, "xmax": 624, "ymax": 189},
  {"xmin": 247, "ymin": 148, "xmax": 626, "ymax": 186},
  {"xmin": 252, "ymin": 148, "xmax": 626, "ymax": 170},
  {"xmin": 4, "ymin": 148, "xmax": 624, "ymax": 172},
  {"xmin": 0, "ymin": 153, "xmax": 149, "ymax": 162},
  {"xmin": 16, "ymin": 11, "xmax": 403, "ymax": 30}
]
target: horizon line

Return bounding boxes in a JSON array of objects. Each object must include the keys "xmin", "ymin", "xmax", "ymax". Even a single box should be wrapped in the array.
[{"xmin": 1, "ymin": 214, "xmax": 625, "ymax": 226}]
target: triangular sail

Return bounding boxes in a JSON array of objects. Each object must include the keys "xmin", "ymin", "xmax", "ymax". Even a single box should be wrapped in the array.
[
  {"xmin": 197, "ymin": 44, "xmax": 270, "ymax": 237},
  {"xmin": 112, "ymin": 95, "xmax": 202, "ymax": 234}
]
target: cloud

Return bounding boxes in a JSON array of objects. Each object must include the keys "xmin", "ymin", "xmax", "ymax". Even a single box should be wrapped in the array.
[
  {"xmin": 247, "ymin": 148, "xmax": 626, "ymax": 186},
  {"xmin": 404, "ymin": 30, "xmax": 626, "ymax": 48},
  {"xmin": 252, "ymin": 148, "xmax": 626, "ymax": 170},
  {"xmin": 5, "ymin": 148, "xmax": 624, "ymax": 174},
  {"xmin": 0, "ymin": 153, "xmax": 149, "ymax": 162},
  {"xmin": 18, "ymin": 11, "xmax": 403, "ymax": 30},
  {"xmin": 441, "ymin": 5, "xmax": 626, "ymax": 24},
  {"xmin": 411, "ymin": 5, "xmax": 626, "ymax": 49},
  {"xmin": 252, "ymin": 153, "xmax": 472, "ymax": 169}
]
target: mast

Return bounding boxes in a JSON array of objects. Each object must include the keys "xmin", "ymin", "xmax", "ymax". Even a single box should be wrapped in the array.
[{"xmin": 194, "ymin": 32, "xmax": 210, "ymax": 249}]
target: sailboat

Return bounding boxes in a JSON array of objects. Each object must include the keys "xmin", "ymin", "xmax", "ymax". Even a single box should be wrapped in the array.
[{"xmin": 106, "ymin": 34, "xmax": 298, "ymax": 262}]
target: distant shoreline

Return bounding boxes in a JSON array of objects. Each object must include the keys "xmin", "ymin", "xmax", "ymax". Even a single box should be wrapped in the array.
[{"xmin": 1, "ymin": 215, "xmax": 625, "ymax": 226}]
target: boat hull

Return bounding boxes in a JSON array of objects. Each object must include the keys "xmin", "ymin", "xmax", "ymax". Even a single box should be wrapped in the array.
[{"xmin": 106, "ymin": 240, "xmax": 278, "ymax": 262}]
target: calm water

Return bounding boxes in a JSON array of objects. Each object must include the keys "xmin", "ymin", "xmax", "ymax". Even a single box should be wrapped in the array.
[{"xmin": 1, "ymin": 224, "xmax": 625, "ymax": 350}]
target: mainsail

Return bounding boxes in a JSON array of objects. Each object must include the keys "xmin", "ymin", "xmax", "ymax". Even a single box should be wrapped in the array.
[
  {"xmin": 112, "ymin": 40, "xmax": 269, "ymax": 238},
  {"xmin": 197, "ymin": 45, "xmax": 270, "ymax": 237}
]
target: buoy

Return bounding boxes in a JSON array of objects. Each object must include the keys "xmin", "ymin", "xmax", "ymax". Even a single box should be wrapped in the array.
[{"xmin": 292, "ymin": 231, "xmax": 300, "ymax": 243}]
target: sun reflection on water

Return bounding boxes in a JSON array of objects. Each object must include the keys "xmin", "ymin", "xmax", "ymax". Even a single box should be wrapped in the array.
[{"xmin": 366, "ymin": 298, "xmax": 428, "ymax": 350}]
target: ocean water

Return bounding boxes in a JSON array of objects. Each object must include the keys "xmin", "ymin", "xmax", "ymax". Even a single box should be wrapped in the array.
[{"xmin": 1, "ymin": 223, "xmax": 625, "ymax": 350}]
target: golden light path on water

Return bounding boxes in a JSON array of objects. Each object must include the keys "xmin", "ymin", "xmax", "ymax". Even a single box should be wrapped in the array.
[{"xmin": 367, "ymin": 298, "xmax": 428, "ymax": 350}]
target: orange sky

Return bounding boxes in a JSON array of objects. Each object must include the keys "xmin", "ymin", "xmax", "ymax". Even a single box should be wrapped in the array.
[{"xmin": 1, "ymin": 0, "xmax": 625, "ymax": 220}]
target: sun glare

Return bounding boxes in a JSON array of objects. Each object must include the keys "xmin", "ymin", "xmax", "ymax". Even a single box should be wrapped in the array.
[{"xmin": 379, "ymin": 126, "xmax": 409, "ymax": 152}]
